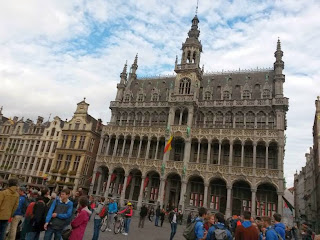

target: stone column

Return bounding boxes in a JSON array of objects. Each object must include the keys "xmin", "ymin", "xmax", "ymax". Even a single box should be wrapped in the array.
[
  {"xmin": 120, "ymin": 139, "xmax": 126, "ymax": 157},
  {"xmin": 229, "ymin": 143, "xmax": 233, "ymax": 166},
  {"xmin": 137, "ymin": 139, "xmax": 143, "ymax": 158},
  {"xmin": 278, "ymin": 145, "xmax": 283, "ymax": 171},
  {"xmin": 145, "ymin": 139, "xmax": 151, "ymax": 160},
  {"xmin": 265, "ymin": 144, "xmax": 269, "ymax": 169},
  {"xmin": 120, "ymin": 174, "xmax": 128, "ymax": 207},
  {"xmin": 253, "ymin": 143, "xmax": 257, "ymax": 168},
  {"xmin": 207, "ymin": 141, "xmax": 211, "ymax": 164},
  {"xmin": 97, "ymin": 136, "xmax": 105, "ymax": 155},
  {"xmin": 277, "ymin": 192, "xmax": 283, "ymax": 216},
  {"xmin": 89, "ymin": 168, "xmax": 98, "ymax": 195},
  {"xmin": 218, "ymin": 141, "xmax": 222, "ymax": 165},
  {"xmin": 203, "ymin": 183, "xmax": 209, "ymax": 208},
  {"xmin": 225, "ymin": 186, "xmax": 232, "ymax": 218},
  {"xmin": 187, "ymin": 108, "xmax": 194, "ymax": 127},
  {"xmin": 179, "ymin": 111, "xmax": 183, "ymax": 125},
  {"xmin": 241, "ymin": 143, "xmax": 245, "ymax": 167},
  {"xmin": 137, "ymin": 176, "xmax": 145, "ymax": 210},
  {"xmin": 196, "ymin": 142, "xmax": 201, "ymax": 163},
  {"xmin": 154, "ymin": 138, "xmax": 159, "ymax": 160},
  {"xmin": 251, "ymin": 188, "xmax": 257, "ymax": 218},
  {"xmin": 112, "ymin": 136, "xmax": 119, "ymax": 156},
  {"xmin": 179, "ymin": 180, "xmax": 187, "ymax": 211},
  {"xmin": 128, "ymin": 139, "xmax": 134, "ymax": 158},
  {"xmin": 129, "ymin": 177, "xmax": 136, "ymax": 200},
  {"xmin": 104, "ymin": 173, "xmax": 112, "ymax": 198},
  {"xmin": 96, "ymin": 173, "xmax": 103, "ymax": 195},
  {"xmin": 158, "ymin": 177, "xmax": 166, "ymax": 208},
  {"xmin": 184, "ymin": 140, "xmax": 191, "ymax": 164}
]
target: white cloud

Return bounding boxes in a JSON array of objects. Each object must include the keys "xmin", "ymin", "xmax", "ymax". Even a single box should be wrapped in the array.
[{"xmin": 0, "ymin": 0, "xmax": 319, "ymax": 187}]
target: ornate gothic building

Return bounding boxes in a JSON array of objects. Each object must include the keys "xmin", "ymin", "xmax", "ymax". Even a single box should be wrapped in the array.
[{"xmin": 90, "ymin": 14, "xmax": 288, "ymax": 218}]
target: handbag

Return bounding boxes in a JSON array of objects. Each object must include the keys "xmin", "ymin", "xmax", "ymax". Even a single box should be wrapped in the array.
[{"xmin": 61, "ymin": 228, "xmax": 72, "ymax": 240}]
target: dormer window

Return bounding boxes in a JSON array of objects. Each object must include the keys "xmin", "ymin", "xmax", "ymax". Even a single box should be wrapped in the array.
[
  {"xmin": 124, "ymin": 94, "xmax": 130, "ymax": 102},
  {"xmin": 243, "ymin": 90, "xmax": 251, "ymax": 99},
  {"xmin": 223, "ymin": 91, "xmax": 231, "ymax": 100},
  {"xmin": 204, "ymin": 91, "xmax": 211, "ymax": 100},
  {"xmin": 138, "ymin": 94, "xmax": 144, "ymax": 102},
  {"xmin": 263, "ymin": 89, "xmax": 271, "ymax": 99}
]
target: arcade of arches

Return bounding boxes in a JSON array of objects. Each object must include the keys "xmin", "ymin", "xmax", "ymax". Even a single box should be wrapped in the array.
[{"xmin": 92, "ymin": 166, "xmax": 280, "ymax": 218}]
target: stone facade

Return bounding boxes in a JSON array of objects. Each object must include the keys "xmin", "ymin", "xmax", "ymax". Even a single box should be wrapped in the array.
[
  {"xmin": 90, "ymin": 14, "xmax": 288, "ymax": 218},
  {"xmin": 48, "ymin": 99, "xmax": 102, "ymax": 192},
  {"xmin": 0, "ymin": 113, "xmax": 63, "ymax": 187}
]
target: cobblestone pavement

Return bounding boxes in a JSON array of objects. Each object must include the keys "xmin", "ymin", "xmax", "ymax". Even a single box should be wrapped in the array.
[{"xmin": 82, "ymin": 216, "xmax": 185, "ymax": 240}]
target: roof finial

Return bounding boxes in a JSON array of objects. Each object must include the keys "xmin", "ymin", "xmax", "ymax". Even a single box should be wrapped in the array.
[
  {"xmin": 48, "ymin": 113, "xmax": 52, "ymax": 122},
  {"xmin": 84, "ymin": 97, "xmax": 86, "ymax": 102},
  {"xmin": 196, "ymin": 0, "xmax": 199, "ymax": 15}
]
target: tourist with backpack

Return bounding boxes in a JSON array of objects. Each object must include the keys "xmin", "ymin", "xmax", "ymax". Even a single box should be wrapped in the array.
[
  {"xmin": 207, "ymin": 212, "xmax": 232, "ymax": 240},
  {"xmin": 169, "ymin": 208, "xmax": 178, "ymax": 240},
  {"xmin": 262, "ymin": 217, "xmax": 280, "ymax": 240},
  {"xmin": 273, "ymin": 213, "xmax": 285, "ymax": 240},
  {"xmin": 235, "ymin": 211, "xmax": 259, "ymax": 240},
  {"xmin": 7, "ymin": 186, "xmax": 27, "ymax": 240},
  {"xmin": 91, "ymin": 196, "xmax": 104, "ymax": 240},
  {"xmin": 44, "ymin": 189, "xmax": 73, "ymax": 240},
  {"xmin": 106, "ymin": 197, "xmax": 117, "ymax": 232},
  {"xmin": 25, "ymin": 194, "xmax": 47, "ymax": 240},
  {"xmin": 0, "ymin": 178, "xmax": 19, "ymax": 240},
  {"xmin": 194, "ymin": 207, "xmax": 208, "ymax": 240}
]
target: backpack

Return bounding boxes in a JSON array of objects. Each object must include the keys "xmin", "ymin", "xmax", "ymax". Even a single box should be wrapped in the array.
[
  {"xmin": 183, "ymin": 219, "xmax": 202, "ymax": 240},
  {"xmin": 99, "ymin": 206, "xmax": 107, "ymax": 218},
  {"xmin": 211, "ymin": 225, "xmax": 228, "ymax": 240},
  {"xmin": 267, "ymin": 228, "xmax": 283, "ymax": 240}
]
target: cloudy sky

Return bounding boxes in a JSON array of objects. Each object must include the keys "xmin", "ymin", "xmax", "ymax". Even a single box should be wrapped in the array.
[{"xmin": 0, "ymin": 0, "xmax": 319, "ymax": 187}]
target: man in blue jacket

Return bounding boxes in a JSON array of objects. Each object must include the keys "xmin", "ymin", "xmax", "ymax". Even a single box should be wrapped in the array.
[
  {"xmin": 262, "ymin": 217, "xmax": 279, "ymax": 240},
  {"xmin": 106, "ymin": 197, "xmax": 117, "ymax": 232},
  {"xmin": 44, "ymin": 189, "xmax": 73, "ymax": 240},
  {"xmin": 194, "ymin": 207, "xmax": 208, "ymax": 240},
  {"xmin": 7, "ymin": 186, "xmax": 27, "ymax": 240},
  {"xmin": 207, "ymin": 212, "xmax": 232, "ymax": 240},
  {"xmin": 273, "ymin": 213, "xmax": 285, "ymax": 239}
]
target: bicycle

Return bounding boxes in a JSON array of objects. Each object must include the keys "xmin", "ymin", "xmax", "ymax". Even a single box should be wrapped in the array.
[
  {"xmin": 113, "ymin": 213, "xmax": 125, "ymax": 234},
  {"xmin": 100, "ymin": 214, "xmax": 109, "ymax": 232}
]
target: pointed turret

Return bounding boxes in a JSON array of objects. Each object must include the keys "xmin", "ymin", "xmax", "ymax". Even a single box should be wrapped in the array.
[
  {"xmin": 116, "ymin": 61, "xmax": 128, "ymax": 101},
  {"xmin": 130, "ymin": 53, "xmax": 138, "ymax": 75},
  {"xmin": 273, "ymin": 38, "xmax": 285, "ymax": 98},
  {"xmin": 120, "ymin": 61, "xmax": 127, "ymax": 84}
]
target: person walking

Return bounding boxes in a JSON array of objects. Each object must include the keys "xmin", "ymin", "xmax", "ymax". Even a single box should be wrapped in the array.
[
  {"xmin": 148, "ymin": 207, "xmax": 154, "ymax": 222},
  {"xmin": 106, "ymin": 197, "xmax": 117, "ymax": 232},
  {"xmin": 0, "ymin": 178, "xmax": 19, "ymax": 240},
  {"xmin": 7, "ymin": 186, "xmax": 27, "ymax": 240},
  {"xmin": 273, "ymin": 213, "xmax": 285, "ymax": 240},
  {"xmin": 118, "ymin": 202, "xmax": 133, "ymax": 236},
  {"xmin": 262, "ymin": 217, "xmax": 278, "ymax": 240},
  {"xmin": 138, "ymin": 204, "xmax": 148, "ymax": 228},
  {"xmin": 91, "ymin": 196, "xmax": 104, "ymax": 240},
  {"xmin": 206, "ymin": 212, "xmax": 232, "ymax": 240},
  {"xmin": 169, "ymin": 208, "xmax": 178, "ymax": 240},
  {"xmin": 160, "ymin": 209, "xmax": 165, "ymax": 227},
  {"xmin": 155, "ymin": 206, "xmax": 160, "ymax": 227},
  {"xmin": 69, "ymin": 196, "xmax": 92, "ymax": 240},
  {"xmin": 25, "ymin": 194, "xmax": 47, "ymax": 240},
  {"xmin": 235, "ymin": 211, "xmax": 259, "ymax": 240},
  {"xmin": 44, "ymin": 189, "xmax": 73, "ymax": 240},
  {"xmin": 194, "ymin": 207, "xmax": 208, "ymax": 240}
]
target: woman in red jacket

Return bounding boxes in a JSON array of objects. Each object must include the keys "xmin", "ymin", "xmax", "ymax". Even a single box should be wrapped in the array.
[
  {"xmin": 118, "ymin": 202, "xmax": 133, "ymax": 236},
  {"xmin": 69, "ymin": 197, "xmax": 92, "ymax": 240}
]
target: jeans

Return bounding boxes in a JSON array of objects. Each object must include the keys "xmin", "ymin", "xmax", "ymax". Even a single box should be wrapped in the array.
[
  {"xmin": 0, "ymin": 220, "xmax": 8, "ymax": 240},
  {"xmin": 155, "ymin": 216, "xmax": 159, "ymax": 226},
  {"xmin": 138, "ymin": 216, "xmax": 146, "ymax": 228},
  {"xmin": 107, "ymin": 213, "xmax": 115, "ymax": 229},
  {"xmin": 92, "ymin": 218, "xmax": 101, "ymax": 240},
  {"xmin": 170, "ymin": 222, "xmax": 177, "ymax": 240},
  {"xmin": 124, "ymin": 218, "xmax": 131, "ymax": 234},
  {"xmin": 44, "ymin": 227, "xmax": 62, "ymax": 240},
  {"xmin": 26, "ymin": 231, "xmax": 40, "ymax": 240}
]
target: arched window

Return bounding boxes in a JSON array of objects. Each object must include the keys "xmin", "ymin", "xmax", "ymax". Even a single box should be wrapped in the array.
[
  {"xmin": 242, "ymin": 90, "xmax": 251, "ymax": 99},
  {"xmin": 128, "ymin": 112, "xmax": 135, "ymax": 126},
  {"xmin": 263, "ymin": 89, "xmax": 271, "ymax": 99},
  {"xmin": 137, "ymin": 94, "xmax": 144, "ymax": 102},
  {"xmin": 187, "ymin": 51, "xmax": 191, "ymax": 63},
  {"xmin": 235, "ymin": 112, "xmax": 244, "ymax": 128},
  {"xmin": 136, "ymin": 112, "xmax": 142, "ymax": 126},
  {"xmin": 51, "ymin": 128, "xmax": 56, "ymax": 137},
  {"xmin": 246, "ymin": 112, "xmax": 255, "ymax": 129},
  {"xmin": 204, "ymin": 92, "xmax": 211, "ymax": 100},
  {"xmin": 257, "ymin": 112, "xmax": 266, "ymax": 129},
  {"xmin": 215, "ymin": 112, "xmax": 223, "ymax": 128},
  {"xmin": 159, "ymin": 112, "xmax": 167, "ymax": 125},
  {"xmin": 152, "ymin": 93, "xmax": 158, "ymax": 101},
  {"xmin": 268, "ymin": 112, "xmax": 276, "ymax": 129},
  {"xmin": 179, "ymin": 78, "xmax": 191, "ymax": 95},
  {"xmin": 206, "ymin": 112, "xmax": 213, "ymax": 127},
  {"xmin": 124, "ymin": 94, "xmax": 130, "ymax": 102},
  {"xmin": 196, "ymin": 112, "xmax": 205, "ymax": 127},
  {"xmin": 223, "ymin": 91, "xmax": 231, "ymax": 100},
  {"xmin": 151, "ymin": 112, "xmax": 159, "ymax": 125},
  {"xmin": 143, "ymin": 112, "xmax": 150, "ymax": 126},
  {"xmin": 193, "ymin": 52, "xmax": 196, "ymax": 63},
  {"xmin": 225, "ymin": 112, "xmax": 233, "ymax": 128},
  {"xmin": 121, "ymin": 112, "xmax": 128, "ymax": 126},
  {"xmin": 179, "ymin": 81, "xmax": 185, "ymax": 94}
]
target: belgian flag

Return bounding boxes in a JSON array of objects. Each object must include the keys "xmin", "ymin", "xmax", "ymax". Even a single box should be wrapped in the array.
[{"xmin": 164, "ymin": 136, "xmax": 173, "ymax": 153}]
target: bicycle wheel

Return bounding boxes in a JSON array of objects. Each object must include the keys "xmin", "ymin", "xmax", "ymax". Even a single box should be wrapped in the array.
[
  {"xmin": 114, "ymin": 220, "xmax": 121, "ymax": 234},
  {"xmin": 100, "ymin": 218, "xmax": 108, "ymax": 232}
]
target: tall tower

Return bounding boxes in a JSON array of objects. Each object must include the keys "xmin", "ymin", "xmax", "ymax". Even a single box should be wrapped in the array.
[
  {"xmin": 274, "ymin": 38, "xmax": 285, "ymax": 98},
  {"xmin": 115, "ymin": 61, "xmax": 127, "ymax": 101}
]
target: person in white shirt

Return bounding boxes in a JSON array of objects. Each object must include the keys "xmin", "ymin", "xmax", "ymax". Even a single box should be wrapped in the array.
[{"xmin": 169, "ymin": 208, "xmax": 178, "ymax": 240}]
